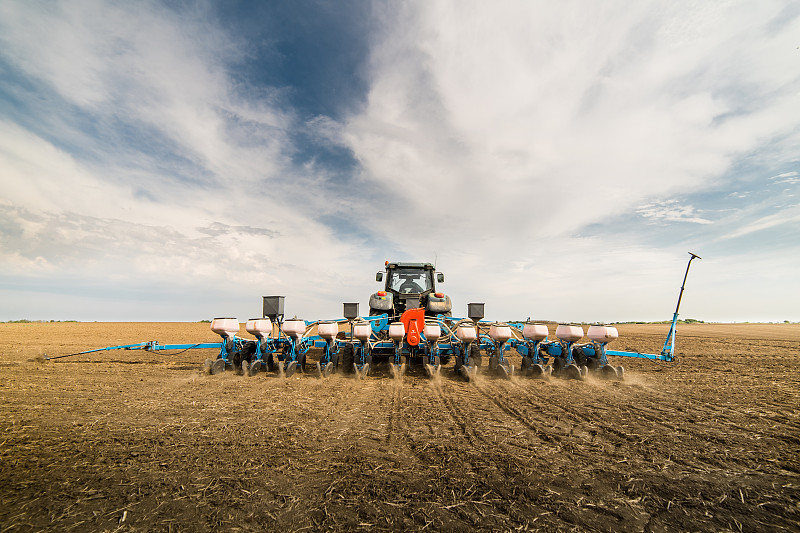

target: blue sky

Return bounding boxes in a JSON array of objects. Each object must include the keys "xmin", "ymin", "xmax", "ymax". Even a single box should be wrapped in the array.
[{"xmin": 0, "ymin": 0, "xmax": 798, "ymax": 323}]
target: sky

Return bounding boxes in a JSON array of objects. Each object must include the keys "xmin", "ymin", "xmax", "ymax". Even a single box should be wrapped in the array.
[{"xmin": 0, "ymin": 0, "xmax": 798, "ymax": 324}]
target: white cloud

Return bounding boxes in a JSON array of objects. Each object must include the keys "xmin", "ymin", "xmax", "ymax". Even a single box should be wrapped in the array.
[
  {"xmin": 332, "ymin": 1, "xmax": 800, "ymax": 320},
  {"xmin": 0, "ymin": 1, "xmax": 374, "ymax": 320},
  {"xmin": 0, "ymin": 0, "xmax": 292, "ymax": 184},
  {"xmin": 636, "ymin": 200, "xmax": 714, "ymax": 225},
  {"xmin": 343, "ymin": 1, "xmax": 798, "ymax": 244},
  {"xmin": 769, "ymin": 171, "xmax": 800, "ymax": 184},
  {"xmin": 0, "ymin": 1, "xmax": 799, "ymax": 322},
  {"xmin": 721, "ymin": 203, "xmax": 800, "ymax": 239}
]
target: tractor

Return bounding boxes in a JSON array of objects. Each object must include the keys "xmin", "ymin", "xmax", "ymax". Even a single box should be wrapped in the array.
[{"xmin": 368, "ymin": 261, "xmax": 452, "ymax": 319}]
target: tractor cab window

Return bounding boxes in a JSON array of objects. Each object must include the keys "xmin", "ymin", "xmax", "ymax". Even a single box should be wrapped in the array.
[{"xmin": 388, "ymin": 269, "xmax": 433, "ymax": 294}]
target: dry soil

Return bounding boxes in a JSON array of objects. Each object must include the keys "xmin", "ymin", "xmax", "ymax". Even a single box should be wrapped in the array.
[{"xmin": 0, "ymin": 322, "xmax": 798, "ymax": 532}]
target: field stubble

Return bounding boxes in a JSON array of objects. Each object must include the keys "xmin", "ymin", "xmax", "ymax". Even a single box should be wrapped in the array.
[{"xmin": 0, "ymin": 322, "xmax": 798, "ymax": 532}]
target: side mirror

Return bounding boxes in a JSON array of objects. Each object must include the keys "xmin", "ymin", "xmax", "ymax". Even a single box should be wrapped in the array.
[
  {"xmin": 376, "ymin": 272, "xmax": 383, "ymax": 282},
  {"xmin": 436, "ymin": 272, "xmax": 444, "ymax": 283}
]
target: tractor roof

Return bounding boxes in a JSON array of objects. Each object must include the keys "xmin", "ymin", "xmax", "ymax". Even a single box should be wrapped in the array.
[{"xmin": 386, "ymin": 262, "xmax": 435, "ymax": 269}]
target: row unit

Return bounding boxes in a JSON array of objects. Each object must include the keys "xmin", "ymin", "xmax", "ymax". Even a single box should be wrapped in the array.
[{"xmin": 211, "ymin": 317, "xmax": 619, "ymax": 345}]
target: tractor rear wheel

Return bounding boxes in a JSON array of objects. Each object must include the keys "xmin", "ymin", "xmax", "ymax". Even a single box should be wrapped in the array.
[{"xmin": 341, "ymin": 344, "xmax": 355, "ymax": 374}]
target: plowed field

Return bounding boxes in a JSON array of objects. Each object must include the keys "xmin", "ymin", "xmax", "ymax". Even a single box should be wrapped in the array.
[{"xmin": 1, "ymin": 322, "xmax": 798, "ymax": 532}]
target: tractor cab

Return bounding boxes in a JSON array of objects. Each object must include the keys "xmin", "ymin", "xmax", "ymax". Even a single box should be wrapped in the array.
[
  {"xmin": 369, "ymin": 262, "xmax": 452, "ymax": 318},
  {"xmin": 388, "ymin": 266, "xmax": 434, "ymax": 294}
]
